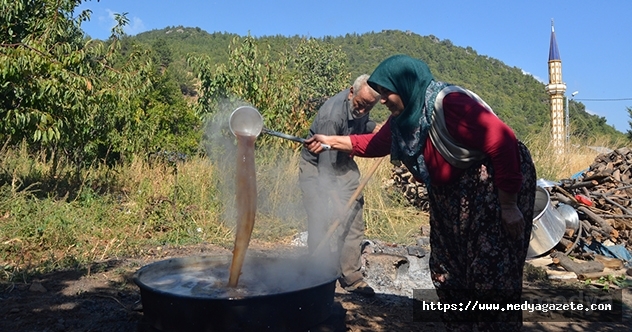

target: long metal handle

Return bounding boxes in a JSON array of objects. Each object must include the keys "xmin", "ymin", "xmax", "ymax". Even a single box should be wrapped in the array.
[
  {"xmin": 262, "ymin": 128, "xmax": 331, "ymax": 150},
  {"xmin": 262, "ymin": 128, "xmax": 305, "ymax": 143}
]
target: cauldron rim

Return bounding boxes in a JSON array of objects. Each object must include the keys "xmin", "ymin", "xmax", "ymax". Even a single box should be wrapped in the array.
[{"xmin": 132, "ymin": 254, "xmax": 339, "ymax": 301}]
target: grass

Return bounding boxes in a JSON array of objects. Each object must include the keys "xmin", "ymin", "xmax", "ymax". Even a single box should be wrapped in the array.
[
  {"xmin": 524, "ymin": 132, "xmax": 626, "ymax": 182},
  {"xmin": 357, "ymin": 157, "xmax": 424, "ymax": 244},
  {"xmin": 0, "ymin": 132, "xmax": 623, "ymax": 281}
]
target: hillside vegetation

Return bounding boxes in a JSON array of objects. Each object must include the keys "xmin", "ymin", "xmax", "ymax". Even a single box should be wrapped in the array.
[{"xmin": 133, "ymin": 26, "xmax": 625, "ymax": 143}]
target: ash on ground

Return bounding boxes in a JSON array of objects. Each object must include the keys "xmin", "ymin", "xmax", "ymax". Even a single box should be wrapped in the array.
[
  {"xmin": 360, "ymin": 238, "xmax": 435, "ymax": 298},
  {"xmin": 291, "ymin": 232, "xmax": 435, "ymax": 298}
]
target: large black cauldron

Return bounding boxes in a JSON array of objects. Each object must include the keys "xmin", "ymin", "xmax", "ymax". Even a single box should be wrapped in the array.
[{"xmin": 134, "ymin": 254, "xmax": 337, "ymax": 332}]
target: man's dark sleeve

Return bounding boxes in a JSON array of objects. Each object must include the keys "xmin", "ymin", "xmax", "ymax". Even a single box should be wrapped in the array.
[{"xmin": 366, "ymin": 120, "xmax": 376, "ymax": 133}]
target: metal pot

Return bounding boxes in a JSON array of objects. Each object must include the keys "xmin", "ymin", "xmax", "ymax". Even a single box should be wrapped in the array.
[
  {"xmin": 134, "ymin": 254, "xmax": 337, "ymax": 332},
  {"xmin": 526, "ymin": 186, "xmax": 567, "ymax": 258},
  {"xmin": 556, "ymin": 203, "xmax": 580, "ymax": 232}
]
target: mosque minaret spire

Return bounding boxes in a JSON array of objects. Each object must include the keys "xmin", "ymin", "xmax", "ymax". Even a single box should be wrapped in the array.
[{"xmin": 545, "ymin": 19, "xmax": 567, "ymax": 154}]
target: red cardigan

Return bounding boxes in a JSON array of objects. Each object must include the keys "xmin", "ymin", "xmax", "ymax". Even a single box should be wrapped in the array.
[{"xmin": 350, "ymin": 92, "xmax": 523, "ymax": 193}]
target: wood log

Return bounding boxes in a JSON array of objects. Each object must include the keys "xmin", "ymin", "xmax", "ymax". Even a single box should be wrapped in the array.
[
  {"xmin": 590, "ymin": 230, "xmax": 604, "ymax": 242},
  {"xmin": 613, "ymin": 169, "xmax": 621, "ymax": 182},
  {"xmin": 393, "ymin": 174, "xmax": 403, "ymax": 185},
  {"xmin": 401, "ymin": 172, "xmax": 412, "ymax": 181},
  {"xmin": 597, "ymin": 214, "xmax": 632, "ymax": 218},
  {"xmin": 404, "ymin": 184, "xmax": 416, "ymax": 197},
  {"xmin": 595, "ymin": 193, "xmax": 632, "ymax": 215},
  {"xmin": 566, "ymin": 180, "xmax": 598, "ymax": 190},
  {"xmin": 605, "ymin": 184, "xmax": 632, "ymax": 195},
  {"xmin": 577, "ymin": 206, "xmax": 618, "ymax": 238},
  {"xmin": 393, "ymin": 167, "xmax": 406, "ymax": 175},
  {"xmin": 564, "ymin": 228, "xmax": 575, "ymax": 238},
  {"xmin": 554, "ymin": 192, "xmax": 576, "ymax": 206},
  {"xmin": 555, "ymin": 238, "xmax": 574, "ymax": 252},
  {"xmin": 550, "ymin": 251, "xmax": 604, "ymax": 275},
  {"xmin": 554, "ymin": 186, "xmax": 579, "ymax": 204},
  {"xmin": 593, "ymin": 255, "xmax": 624, "ymax": 270},
  {"xmin": 582, "ymin": 171, "xmax": 613, "ymax": 182}
]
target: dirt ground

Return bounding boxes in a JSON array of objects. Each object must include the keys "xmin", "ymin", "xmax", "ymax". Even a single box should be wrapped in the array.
[{"xmin": 1, "ymin": 241, "xmax": 630, "ymax": 332}]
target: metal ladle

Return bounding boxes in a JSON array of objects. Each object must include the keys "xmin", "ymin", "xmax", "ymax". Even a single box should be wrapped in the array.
[
  {"xmin": 229, "ymin": 106, "xmax": 330, "ymax": 149},
  {"xmin": 228, "ymin": 106, "xmax": 264, "ymax": 137}
]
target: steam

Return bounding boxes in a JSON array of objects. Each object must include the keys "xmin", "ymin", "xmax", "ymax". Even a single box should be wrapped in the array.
[
  {"xmin": 201, "ymin": 98, "xmax": 307, "ymax": 230},
  {"xmin": 201, "ymin": 98, "xmax": 247, "ymax": 227},
  {"xmin": 201, "ymin": 97, "xmax": 340, "ymax": 282},
  {"xmin": 139, "ymin": 255, "xmax": 338, "ymax": 298}
]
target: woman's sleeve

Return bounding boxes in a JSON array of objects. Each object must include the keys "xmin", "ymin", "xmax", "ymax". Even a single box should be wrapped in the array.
[
  {"xmin": 350, "ymin": 118, "xmax": 392, "ymax": 158},
  {"xmin": 443, "ymin": 93, "xmax": 523, "ymax": 193}
]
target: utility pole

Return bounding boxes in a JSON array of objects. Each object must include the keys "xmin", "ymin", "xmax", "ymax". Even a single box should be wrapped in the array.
[{"xmin": 565, "ymin": 91, "xmax": 579, "ymax": 142}]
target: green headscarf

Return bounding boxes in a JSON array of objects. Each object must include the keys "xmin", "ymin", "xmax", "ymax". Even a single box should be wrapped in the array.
[
  {"xmin": 368, "ymin": 55, "xmax": 447, "ymax": 185},
  {"xmin": 367, "ymin": 54, "xmax": 434, "ymax": 135}
]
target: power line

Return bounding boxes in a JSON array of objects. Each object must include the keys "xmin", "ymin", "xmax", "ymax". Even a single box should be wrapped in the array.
[{"xmin": 574, "ymin": 98, "xmax": 632, "ymax": 102}]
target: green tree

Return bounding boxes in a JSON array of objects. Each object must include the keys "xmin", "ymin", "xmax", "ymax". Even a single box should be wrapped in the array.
[
  {"xmin": 190, "ymin": 35, "xmax": 349, "ymax": 140},
  {"xmin": 123, "ymin": 64, "xmax": 201, "ymax": 156},
  {"xmin": 128, "ymin": 28, "xmax": 624, "ymax": 142},
  {"xmin": 0, "ymin": 0, "xmax": 154, "ymax": 165},
  {"xmin": 152, "ymin": 38, "xmax": 173, "ymax": 70},
  {"xmin": 292, "ymin": 38, "xmax": 350, "ymax": 113}
]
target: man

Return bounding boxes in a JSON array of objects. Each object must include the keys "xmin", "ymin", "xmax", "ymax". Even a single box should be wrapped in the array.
[{"xmin": 299, "ymin": 74, "xmax": 380, "ymax": 296}]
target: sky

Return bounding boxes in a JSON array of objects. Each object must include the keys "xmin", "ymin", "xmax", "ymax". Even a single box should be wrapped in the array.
[{"xmin": 76, "ymin": 0, "xmax": 632, "ymax": 132}]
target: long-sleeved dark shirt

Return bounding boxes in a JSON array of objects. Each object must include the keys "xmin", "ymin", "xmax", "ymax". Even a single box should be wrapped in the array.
[{"xmin": 301, "ymin": 89, "xmax": 376, "ymax": 176}]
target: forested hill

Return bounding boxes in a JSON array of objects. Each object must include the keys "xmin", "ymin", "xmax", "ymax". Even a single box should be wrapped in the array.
[{"xmin": 132, "ymin": 27, "xmax": 623, "ymax": 141}]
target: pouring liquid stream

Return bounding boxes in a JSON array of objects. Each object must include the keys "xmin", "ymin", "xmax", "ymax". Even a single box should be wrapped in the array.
[{"xmin": 228, "ymin": 133, "xmax": 257, "ymax": 287}]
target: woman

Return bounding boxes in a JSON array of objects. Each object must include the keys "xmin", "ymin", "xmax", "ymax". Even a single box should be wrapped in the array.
[{"xmin": 305, "ymin": 54, "xmax": 536, "ymax": 331}]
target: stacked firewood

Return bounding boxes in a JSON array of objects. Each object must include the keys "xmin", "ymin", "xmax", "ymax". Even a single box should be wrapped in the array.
[
  {"xmin": 548, "ymin": 147, "xmax": 632, "ymax": 258},
  {"xmin": 385, "ymin": 166, "xmax": 430, "ymax": 212}
]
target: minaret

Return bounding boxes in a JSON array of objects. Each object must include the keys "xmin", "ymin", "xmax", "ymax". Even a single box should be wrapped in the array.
[{"xmin": 545, "ymin": 20, "xmax": 567, "ymax": 154}]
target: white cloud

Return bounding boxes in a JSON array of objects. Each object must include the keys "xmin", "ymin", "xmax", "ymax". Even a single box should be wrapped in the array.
[
  {"xmin": 522, "ymin": 69, "xmax": 545, "ymax": 84},
  {"xmin": 105, "ymin": 9, "xmax": 117, "ymax": 31},
  {"xmin": 125, "ymin": 17, "xmax": 146, "ymax": 36},
  {"xmin": 101, "ymin": 9, "xmax": 144, "ymax": 37}
]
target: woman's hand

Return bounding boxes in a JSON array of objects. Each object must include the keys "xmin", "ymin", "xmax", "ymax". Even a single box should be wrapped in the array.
[
  {"xmin": 501, "ymin": 204, "xmax": 525, "ymax": 240},
  {"xmin": 304, "ymin": 134, "xmax": 329, "ymax": 154},
  {"xmin": 304, "ymin": 134, "xmax": 353, "ymax": 154},
  {"xmin": 498, "ymin": 190, "xmax": 525, "ymax": 240}
]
